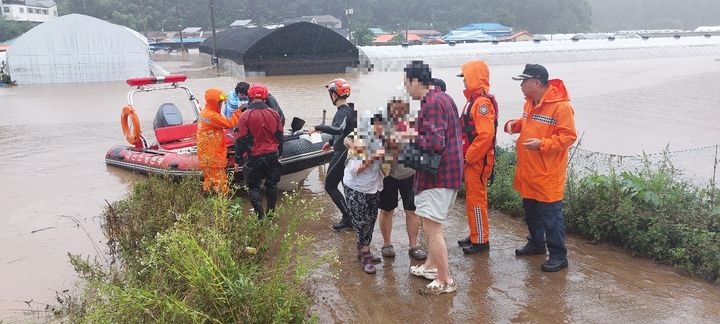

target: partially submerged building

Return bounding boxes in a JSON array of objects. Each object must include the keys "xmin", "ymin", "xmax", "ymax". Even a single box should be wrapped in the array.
[
  {"xmin": 6, "ymin": 13, "xmax": 150, "ymax": 84},
  {"xmin": 199, "ymin": 22, "xmax": 358, "ymax": 76}
]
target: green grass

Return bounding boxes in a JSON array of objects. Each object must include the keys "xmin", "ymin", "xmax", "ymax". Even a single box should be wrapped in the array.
[
  {"xmin": 60, "ymin": 176, "xmax": 333, "ymax": 323},
  {"xmin": 489, "ymin": 146, "xmax": 720, "ymax": 283}
]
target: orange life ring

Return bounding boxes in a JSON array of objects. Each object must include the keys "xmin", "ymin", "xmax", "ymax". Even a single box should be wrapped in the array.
[{"xmin": 121, "ymin": 105, "xmax": 142, "ymax": 145}]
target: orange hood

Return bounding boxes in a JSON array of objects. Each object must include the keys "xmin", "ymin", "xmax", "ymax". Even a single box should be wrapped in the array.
[
  {"xmin": 537, "ymin": 79, "xmax": 570, "ymax": 104},
  {"xmin": 204, "ymin": 87, "xmax": 227, "ymax": 113},
  {"xmin": 461, "ymin": 60, "xmax": 490, "ymax": 99}
]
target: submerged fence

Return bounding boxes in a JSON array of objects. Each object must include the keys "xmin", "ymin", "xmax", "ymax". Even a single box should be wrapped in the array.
[{"xmin": 568, "ymin": 142, "xmax": 720, "ymax": 188}]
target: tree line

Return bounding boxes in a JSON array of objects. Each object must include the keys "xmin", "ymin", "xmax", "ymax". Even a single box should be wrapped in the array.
[
  {"xmin": 52, "ymin": 0, "xmax": 593, "ymax": 35},
  {"xmin": 3, "ymin": 0, "xmax": 717, "ymax": 43}
]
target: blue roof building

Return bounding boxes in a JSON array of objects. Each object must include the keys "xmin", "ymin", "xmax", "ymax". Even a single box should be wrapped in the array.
[
  {"xmin": 456, "ymin": 23, "xmax": 513, "ymax": 37},
  {"xmin": 443, "ymin": 30, "xmax": 496, "ymax": 43}
]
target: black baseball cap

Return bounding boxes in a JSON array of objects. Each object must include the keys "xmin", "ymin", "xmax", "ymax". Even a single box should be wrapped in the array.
[{"xmin": 512, "ymin": 64, "xmax": 549, "ymax": 81}]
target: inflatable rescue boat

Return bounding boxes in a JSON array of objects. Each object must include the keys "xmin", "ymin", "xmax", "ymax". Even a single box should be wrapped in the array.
[{"xmin": 105, "ymin": 74, "xmax": 334, "ymax": 188}]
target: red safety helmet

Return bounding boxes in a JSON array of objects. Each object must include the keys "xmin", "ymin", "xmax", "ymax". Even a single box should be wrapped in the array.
[
  {"xmin": 247, "ymin": 83, "xmax": 269, "ymax": 100},
  {"xmin": 325, "ymin": 78, "xmax": 351, "ymax": 97}
]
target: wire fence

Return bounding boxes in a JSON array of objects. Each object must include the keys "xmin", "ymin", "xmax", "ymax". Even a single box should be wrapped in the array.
[{"xmin": 568, "ymin": 138, "xmax": 719, "ymax": 187}]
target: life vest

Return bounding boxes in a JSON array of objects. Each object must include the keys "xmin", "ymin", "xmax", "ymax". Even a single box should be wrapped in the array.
[
  {"xmin": 461, "ymin": 92, "xmax": 499, "ymax": 154},
  {"xmin": 461, "ymin": 92, "xmax": 499, "ymax": 184}
]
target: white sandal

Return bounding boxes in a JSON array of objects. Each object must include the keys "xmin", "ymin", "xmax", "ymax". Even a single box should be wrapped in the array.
[
  {"xmin": 410, "ymin": 264, "xmax": 438, "ymax": 280},
  {"xmin": 424, "ymin": 279, "xmax": 457, "ymax": 294}
]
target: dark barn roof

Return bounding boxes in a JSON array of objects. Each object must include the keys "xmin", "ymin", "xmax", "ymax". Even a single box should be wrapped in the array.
[{"xmin": 200, "ymin": 22, "xmax": 358, "ymax": 75}]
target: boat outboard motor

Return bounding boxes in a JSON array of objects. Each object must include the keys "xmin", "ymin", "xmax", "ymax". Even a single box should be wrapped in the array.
[{"xmin": 153, "ymin": 103, "xmax": 183, "ymax": 129}]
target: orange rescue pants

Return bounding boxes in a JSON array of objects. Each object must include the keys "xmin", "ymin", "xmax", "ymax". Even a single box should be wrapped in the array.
[
  {"xmin": 202, "ymin": 167, "xmax": 229, "ymax": 195},
  {"xmin": 465, "ymin": 163, "xmax": 492, "ymax": 244}
]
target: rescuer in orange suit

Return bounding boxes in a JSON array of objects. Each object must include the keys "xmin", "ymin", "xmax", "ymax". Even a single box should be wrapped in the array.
[
  {"xmin": 457, "ymin": 60, "xmax": 499, "ymax": 254},
  {"xmin": 197, "ymin": 87, "xmax": 241, "ymax": 194}
]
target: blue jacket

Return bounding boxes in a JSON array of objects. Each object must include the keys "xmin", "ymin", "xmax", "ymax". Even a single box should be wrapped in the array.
[{"xmin": 223, "ymin": 91, "xmax": 248, "ymax": 118}]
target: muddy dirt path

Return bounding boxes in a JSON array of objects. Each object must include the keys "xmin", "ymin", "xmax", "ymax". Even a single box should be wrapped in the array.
[{"xmin": 299, "ymin": 169, "xmax": 720, "ymax": 323}]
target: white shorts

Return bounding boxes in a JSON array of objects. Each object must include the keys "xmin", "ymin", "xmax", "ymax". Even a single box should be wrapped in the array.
[{"xmin": 414, "ymin": 188, "xmax": 458, "ymax": 225}]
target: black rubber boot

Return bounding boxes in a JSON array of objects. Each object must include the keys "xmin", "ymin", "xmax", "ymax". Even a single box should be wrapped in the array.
[
  {"xmin": 462, "ymin": 242, "xmax": 490, "ymax": 254},
  {"xmin": 541, "ymin": 259, "xmax": 568, "ymax": 272},
  {"xmin": 514, "ymin": 244, "xmax": 547, "ymax": 256},
  {"xmin": 332, "ymin": 216, "xmax": 352, "ymax": 231},
  {"xmin": 457, "ymin": 237, "xmax": 471, "ymax": 247}
]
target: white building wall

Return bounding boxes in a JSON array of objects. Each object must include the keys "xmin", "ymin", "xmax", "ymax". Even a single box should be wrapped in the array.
[{"xmin": 1, "ymin": 2, "xmax": 57, "ymax": 23}]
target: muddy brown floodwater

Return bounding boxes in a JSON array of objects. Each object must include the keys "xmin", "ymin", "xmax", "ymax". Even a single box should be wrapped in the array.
[{"xmin": 1, "ymin": 53, "xmax": 720, "ymax": 322}]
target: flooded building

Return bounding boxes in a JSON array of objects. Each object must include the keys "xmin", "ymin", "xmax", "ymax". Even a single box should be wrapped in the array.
[
  {"xmin": 6, "ymin": 13, "xmax": 150, "ymax": 84},
  {"xmin": 199, "ymin": 22, "xmax": 358, "ymax": 76},
  {"xmin": 0, "ymin": 0, "xmax": 57, "ymax": 23}
]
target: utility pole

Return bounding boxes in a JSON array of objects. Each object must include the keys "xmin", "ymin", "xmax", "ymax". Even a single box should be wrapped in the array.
[
  {"xmin": 345, "ymin": 0, "xmax": 353, "ymax": 44},
  {"xmin": 209, "ymin": 0, "xmax": 219, "ymax": 76},
  {"xmin": 175, "ymin": 2, "xmax": 185, "ymax": 54},
  {"xmin": 178, "ymin": 25, "xmax": 185, "ymax": 54}
]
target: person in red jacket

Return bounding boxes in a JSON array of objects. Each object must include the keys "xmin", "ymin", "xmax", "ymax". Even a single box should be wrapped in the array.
[
  {"xmin": 457, "ymin": 59, "xmax": 498, "ymax": 254},
  {"xmin": 197, "ymin": 87, "xmax": 240, "ymax": 194},
  {"xmin": 235, "ymin": 84, "xmax": 284, "ymax": 219},
  {"xmin": 505, "ymin": 64, "xmax": 577, "ymax": 272}
]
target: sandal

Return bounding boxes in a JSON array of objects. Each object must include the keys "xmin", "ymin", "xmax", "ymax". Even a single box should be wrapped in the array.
[
  {"xmin": 408, "ymin": 246, "xmax": 427, "ymax": 260},
  {"xmin": 356, "ymin": 244, "xmax": 382, "ymax": 263},
  {"xmin": 360, "ymin": 252, "xmax": 377, "ymax": 274},
  {"xmin": 410, "ymin": 264, "xmax": 437, "ymax": 280},
  {"xmin": 421, "ymin": 279, "xmax": 457, "ymax": 295},
  {"xmin": 381, "ymin": 245, "xmax": 395, "ymax": 258}
]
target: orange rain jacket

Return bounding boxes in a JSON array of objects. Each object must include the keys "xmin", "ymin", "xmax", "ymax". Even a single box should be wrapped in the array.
[
  {"xmin": 505, "ymin": 79, "xmax": 577, "ymax": 202},
  {"xmin": 461, "ymin": 60, "xmax": 496, "ymax": 167},
  {"xmin": 197, "ymin": 88, "xmax": 240, "ymax": 169}
]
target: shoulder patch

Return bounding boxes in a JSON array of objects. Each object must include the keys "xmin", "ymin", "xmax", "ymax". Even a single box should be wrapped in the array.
[{"xmin": 479, "ymin": 104, "xmax": 489, "ymax": 115}]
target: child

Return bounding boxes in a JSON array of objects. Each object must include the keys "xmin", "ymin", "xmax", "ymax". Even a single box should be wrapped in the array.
[{"xmin": 343, "ymin": 111, "xmax": 387, "ymax": 274}]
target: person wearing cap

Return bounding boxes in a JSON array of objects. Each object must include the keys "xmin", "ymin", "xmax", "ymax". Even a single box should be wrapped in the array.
[
  {"xmin": 456, "ymin": 59, "xmax": 499, "ymax": 255},
  {"xmin": 505, "ymin": 64, "xmax": 577, "ymax": 272},
  {"xmin": 197, "ymin": 87, "xmax": 242, "ymax": 194},
  {"xmin": 403, "ymin": 60, "xmax": 463, "ymax": 294},
  {"xmin": 307, "ymin": 78, "xmax": 358, "ymax": 231},
  {"xmin": 235, "ymin": 83, "xmax": 284, "ymax": 219}
]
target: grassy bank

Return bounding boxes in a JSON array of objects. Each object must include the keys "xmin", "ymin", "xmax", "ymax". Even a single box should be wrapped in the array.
[
  {"xmin": 488, "ymin": 146, "xmax": 720, "ymax": 283},
  {"xmin": 60, "ymin": 176, "xmax": 330, "ymax": 323}
]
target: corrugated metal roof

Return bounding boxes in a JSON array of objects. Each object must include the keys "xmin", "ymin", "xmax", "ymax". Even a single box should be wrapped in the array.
[
  {"xmin": 182, "ymin": 27, "xmax": 202, "ymax": 33},
  {"xmin": 303, "ymin": 15, "xmax": 341, "ymax": 23},
  {"xmin": 458, "ymin": 23, "xmax": 511, "ymax": 31},
  {"xmin": 23, "ymin": 0, "xmax": 56, "ymax": 8},
  {"xmin": 230, "ymin": 19, "xmax": 252, "ymax": 27},
  {"xmin": 443, "ymin": 30, "xmax": 495, "ymax": 42}
]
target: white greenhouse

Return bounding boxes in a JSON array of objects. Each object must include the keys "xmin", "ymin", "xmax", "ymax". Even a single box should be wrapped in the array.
[{"xmin": 7, "ymin": 13, "xmax": 150, "ymax": 84}]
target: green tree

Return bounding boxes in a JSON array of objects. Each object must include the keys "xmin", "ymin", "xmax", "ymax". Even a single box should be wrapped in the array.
[
  {"xmin": 0, "ymin": 16, "xmax": 37, "ymax": 42},
  {"xmin": 352, "ymin": 27, "xmax": 374, "ymax": 46}
]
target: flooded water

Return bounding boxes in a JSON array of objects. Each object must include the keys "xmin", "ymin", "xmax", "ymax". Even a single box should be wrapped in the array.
[{"xmin": 1, "ymin": 52, "xmax": 720, "ymax": 322}]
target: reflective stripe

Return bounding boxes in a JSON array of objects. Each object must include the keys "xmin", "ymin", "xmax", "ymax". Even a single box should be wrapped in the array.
[
  {"xmin": 531, "ymin": 114, "xmax": 557, "ymax": 125},
  {"xmin": 474, "ymin": 206, "xmax": 483, "ymax": 243}
]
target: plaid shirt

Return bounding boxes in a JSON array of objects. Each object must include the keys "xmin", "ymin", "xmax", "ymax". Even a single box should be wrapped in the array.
[{"xmin": 414, "ymin": 88, "xmax": 464, "ymax": 193}]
